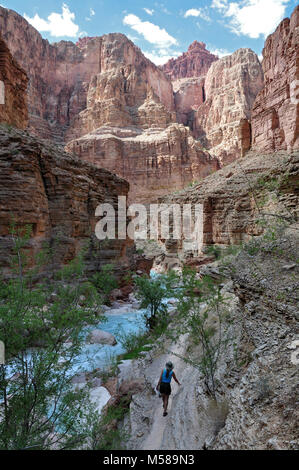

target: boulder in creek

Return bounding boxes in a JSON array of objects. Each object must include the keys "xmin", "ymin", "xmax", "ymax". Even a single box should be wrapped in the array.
[{"xmin": 87, "ymin": 329, "xmax": 117, "ymax": 346}]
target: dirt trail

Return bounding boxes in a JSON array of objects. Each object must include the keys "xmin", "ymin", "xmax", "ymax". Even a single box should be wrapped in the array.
[{"xmin": 141, "ymin": 337, "xmax": 190, "ymax": 450}]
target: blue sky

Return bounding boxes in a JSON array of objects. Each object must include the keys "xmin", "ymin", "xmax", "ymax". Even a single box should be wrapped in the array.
[{"xmin": 1, "ymin": 1, "xmax": 297, "ymax": 63}]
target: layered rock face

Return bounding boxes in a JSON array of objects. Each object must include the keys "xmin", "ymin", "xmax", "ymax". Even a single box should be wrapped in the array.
[
  {"xmin": 0, "ymin": 8, "xmax": 218, "ymax": 202},
  {"xmin": 64, "ymin": 36, "xmax": 219, "ymax": 202},
  {"xmin": 162, "ymin": 43, "xmax": 264, "ymax": 163},
  {"xmin": 195, "ymin": 49, "xmax": 264, "ymax": 163},
  {"xmin": 172, "ymin": 77, "xmax": 206, "ymax": 131},
  {"xmin": 161, "ymin": 41, "xmax": 218, "ymax": 80},
  {"xmin": 0, "ymin": 7, "xmax": 175, "ymax": 143},
  {"xmin": 0, "ymin": 32, "xmax": 28, "ymax": 128},
  {"xmin": 156, "ymin": 149, "xmax": 299, "ymax": 261},
  {"xmin": 66, "ymin": 124, "xmax": 218, "ymax": 203},
  {"xmin": 251, "ymin": 5, "xmax": 299, "ymax": 152},
  {"xmin": 0, "ymin": 6, "xmax": 85, "ymax": 141},
  {"xmin": 0, "ymin": 126, "xmax": 134, "ymax": 277},
  {"xmin": 161, "ymin": 42, "xmax": 217, "ymax": 131},
  {"xmin": 65, "ymin": 34, "xmax": 175, "ymax": 140}
]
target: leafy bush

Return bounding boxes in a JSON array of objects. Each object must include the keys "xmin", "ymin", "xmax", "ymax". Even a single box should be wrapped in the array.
[
  {"xmin": 91, "ymin": 264, "xmax": 118, "ymax": 305},
  {"xmin": 0, "ymin": 223, "xmax": 105, "ymax": 449},
  {"xmin": 135, "ymin": 271, "xmax": 177, "ymax": 330}
]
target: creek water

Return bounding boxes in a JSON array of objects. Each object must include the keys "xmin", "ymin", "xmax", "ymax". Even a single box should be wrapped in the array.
[{"xmin": 73, "ymin": 305, "xmax": 147, "ymax": 374}]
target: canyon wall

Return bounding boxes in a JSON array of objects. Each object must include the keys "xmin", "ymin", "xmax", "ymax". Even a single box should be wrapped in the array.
[
  {"xmin": 155, "ymin": 149, "xmax": 299, "ymax": 265},
  {"xmin": 0, "ymin": 7, "xmax": 218, "ymax": 202},
  {"xmin": 0, "ymin": 7, "xmax": 174, "ymax": 143},
  {"xmin": 251, "ymin": 5, "xmax": 299, "ymax": 152},
  {"xmin": 162, "ymin": 42, "xmax": 217, "ymax": 132},
  {"xmin": 0, "ymin": 126, "xmax": 134, "ymax": 277},
  {"xmin": 161, "ymin": 41, "xmax": 218, "ymax": 80},
  {"xmin": 163, "ymin": 42, "xmax": 264, "ymax": 164},
  {"xmin": 0, "ymin": 32, "xmax": 28, "ymax": 129},
  {"xmin": 66, "ymin": 124, "xmax": 218, "ymax": 203},
  {"xmin": 64, "ymin": 35, "xmax": 219, "ymax": 203},
  {"xmin": 195, "ymin": 48, "xmax": 264, "ymax": 164}
]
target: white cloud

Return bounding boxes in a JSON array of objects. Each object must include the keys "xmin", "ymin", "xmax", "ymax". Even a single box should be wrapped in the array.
[
  {"xmin": 143, "ymin": 50, "xmax": 181, "ymax": 65},
  {"xmin": 86, "ymin": 7, "xmax": 96, "ymax": 21},
  {"xmin": 184, "ymin": 8, "xmax": 211, "ymax": 21},
  {"xmin": 123, "ymin": 14, "xmax": 178, "ymax": 47},
  {"xmin": 24, "ymin": 3, "xmax": 79, "ymax": 37},
  {"xmin": 211, "ymin": 0, "xmax": 289, "ymax": 38},
  {"xmin": 143, "ymin": 7, "xmax": 154, "ymax": 15},
  {"xmin": 209, "ymin": 47, "xmax": 232, "ymax": 57}
]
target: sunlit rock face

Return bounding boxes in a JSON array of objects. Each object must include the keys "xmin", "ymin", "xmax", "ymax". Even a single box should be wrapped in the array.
[
  {"xmin": 64, "ymin": 36, "xmax": 219, "ymax": 203},
  {"xmin": 0, "ymin": 7, "xmax": 175, "ymax": 143},
  {"xmin": 0, "ymin": 32, "xmax": 28, "ymax": 129},
  {"xmin": 161, "ymin": 41, "xmax": 218, "ymax": 80},
  {"xmin": 66, "ymin": 124, "xmax": 219, "ymax": 204},
  {"xmin": 0, "ymin": 8, "xmax": 219, "ymax": 202},
  {"xmin": 161, "ymin": 42, "xmax": 218, "ymax": 133},
  {"xmin": 251, "ymin": 5, "xmax": 299, "ymax": 153},
  {"xmin": 195, "ymin": 48, "xmax": 264, "ymax": 165},
  {"xmin": 161, "ymin": 43, "xmax": 264, "ymax": 165}
]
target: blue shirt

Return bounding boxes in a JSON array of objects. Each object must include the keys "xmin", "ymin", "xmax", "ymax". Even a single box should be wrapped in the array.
[{"xmin": 162, "ymin": 368, "xmax": 173, "ymax": 383}]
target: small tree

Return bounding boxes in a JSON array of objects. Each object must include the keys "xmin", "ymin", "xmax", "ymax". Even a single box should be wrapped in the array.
[
  {"xmin": 0, "ymin": 223, "xmax": 105, "ymax": 449},
  {"xmin": 176, "ymin": 268, "xmax": 233, "ymax": 398},
  {"xmin": 135, "ymin": 272, "xmax": 177, "ymax": 330},
  {"xmin": 91, "ymin": 264, "xmax": 118, "ymax": 305}
]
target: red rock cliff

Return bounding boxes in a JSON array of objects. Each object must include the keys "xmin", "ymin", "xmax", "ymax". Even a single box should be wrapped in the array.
[
  {"xmin": 161, "ymin": 41, "xmax": 218, "ymax": 80},
  {"xmin": 0, "ymin": 32, "xmax": 28, "ymax": 128},
  {"xmin": 251, "ymin": 5, "xmax": 299, "ymax": 152},
  {"xmin": 0, "ymin": 7, "xmax": 175, "ymax": 144},
  {"xmin": 63, "ymin": 35, "xmax": 219, "ymax": 203},
  {"xmin": 0, "ymin": 126, "xmax": 134, "ymax": 277},
  {"xmin": 195, "ymin": 48, "xmax": 264, "ymax": 164}
]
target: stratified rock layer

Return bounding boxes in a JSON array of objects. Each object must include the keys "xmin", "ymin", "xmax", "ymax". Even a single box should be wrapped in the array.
[
  {"xmin": 0, "ymin": 32, "xmax": 28, "ymax": 128},
  {"xmin": 195, "ymin": 49, "xmax": 264, "ymax": 164},
  {"xmin": 251, "ymin": 5, "xmax": 299, "ymax": 152},
  {"xmin": 0, "ymin": 7, "xmax": 174, "ymax": 143},
  {"xmin": 157, "ymin": 150, "xmax": 299, "ymax": 259},
  {"xmin": 172, "ymin": 77, "xmax": 206, "ymax": 130},
  {"xmin": 0, "ymin": 8, "xmax": 218, "ymax": 203},
  {"xmin": 0, "ymin": 126, "xmax": 134, "ymax": 276},
  {"xmin": 66, "ymin": 124, "xmax": 219, "ymax": 203},
  {"xmin": 64, "ymin": 36, "xmax": 219, "ymax": 202},
  {"xmin": 161, "ymin": 41, "xmax": 218, "ymax": 80}
]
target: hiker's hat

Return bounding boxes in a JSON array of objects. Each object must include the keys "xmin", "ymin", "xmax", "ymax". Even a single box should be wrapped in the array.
[{"xmin": 166, "ymin": 361, "xmax": 174, "ymax": 370}]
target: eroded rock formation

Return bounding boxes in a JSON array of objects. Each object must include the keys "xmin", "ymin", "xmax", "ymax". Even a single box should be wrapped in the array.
[
  {"xmin": 251, "ymin": 5, "xmax": 299, "ymax": 152},
  {"xmin": 156, "ymin": 149, "xmax": 299, "ymax": 263},
  {"xmin": 0, "ymin": 8, "xmax": 218, "ymax": 202},
  {"xmin": 0, "ymin": 7, "xmax": 175, "ymax": 144},
  {"xmin": 64, "ymin": 36, "xmax": 218, "ymax": 202},
  {"xmin": 66, "ymin": 124, "xmax": 219, "ymax": 204},
  {"xmin": 172, "ymin": 77, "xmax": 206, "ymax": 131},
  {"xmin": 0, "ymin": 126, "xmax": 134, "ymax": 277},
  {"xmin": 0, "ymin": 32, "xmax": 28, "ymax": 128},
  {"xmin": 195, "ymin": 49, "xmax": 264, "ymax": 163},
  {"xmin": 161, "ymin": 41, "xmax": 218, "ymax": 80}
]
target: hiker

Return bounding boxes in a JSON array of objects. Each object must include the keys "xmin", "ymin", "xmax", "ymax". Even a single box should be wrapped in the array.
[{"xmin": 156, "ymin": 361, "xmax": 181, "ymax": 416}]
